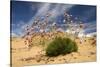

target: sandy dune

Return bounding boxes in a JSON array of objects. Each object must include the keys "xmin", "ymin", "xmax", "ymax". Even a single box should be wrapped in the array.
[{"xmin": 11, "ymin": 33, "xmax": 96, "ymax": 67}]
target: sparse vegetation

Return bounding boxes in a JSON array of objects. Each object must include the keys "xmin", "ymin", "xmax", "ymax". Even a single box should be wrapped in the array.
[{"xmin": 46, "ymin": 37, "xmax": 78, "ymax": 57}]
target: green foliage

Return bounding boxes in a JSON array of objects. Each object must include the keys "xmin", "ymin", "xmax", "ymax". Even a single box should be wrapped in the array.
[{"xmin": 46, "ymin": 37, "xmax": 78, "ymax": 57}]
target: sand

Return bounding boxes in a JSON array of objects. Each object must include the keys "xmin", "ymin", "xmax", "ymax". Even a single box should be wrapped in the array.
[{"xmin": 11, "ymin": 33, "xmax": 96, "ymax": 67}]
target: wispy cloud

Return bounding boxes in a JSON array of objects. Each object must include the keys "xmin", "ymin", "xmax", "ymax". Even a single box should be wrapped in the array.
[
  {"xmin": 11, "ymin": 20, "xmax": 26, "ymax": 36},
  {"xmin": 17, "ymin": 3, "xmax": 74, "ymax": 36},
  {"xmin": 11, "ymin": 32, "xmax": 19, "ymax": 37},
  {"xmin": 86, "ymin": 32, "xmax": 96, "ymax": 37},
  {"xmin": 34, "ymin": 3, "xmax": 51, "ymax": 17},
  {"xmin": 31, "ymin": 3, "xmax": 74, "ymax": 19},
  {"xmin": 11, "ymin": 2, "xmax": 96, "ymax": 37},
  {"xmin": 83, "ymin": 21, "xmax": 96, "ymax": 34},
  {"xmin": 48, "ymin": 4, "xmax": 74, "ymax": 20}
]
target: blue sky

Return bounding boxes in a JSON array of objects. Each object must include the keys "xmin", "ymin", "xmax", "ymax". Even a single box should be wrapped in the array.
[{"xmin": 10, "ymin": 1, "xmax": 96, "ymax": 37}]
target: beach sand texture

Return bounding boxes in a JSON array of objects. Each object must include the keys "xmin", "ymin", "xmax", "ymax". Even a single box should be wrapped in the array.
[{"xmin": 11, "ymin": 32, "xmax": 96, "ymax": 67}]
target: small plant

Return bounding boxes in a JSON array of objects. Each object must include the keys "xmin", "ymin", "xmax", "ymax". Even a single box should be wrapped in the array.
[{"xmin": 46, "ymin": 37, "xmax": 78, "ymax": 57}]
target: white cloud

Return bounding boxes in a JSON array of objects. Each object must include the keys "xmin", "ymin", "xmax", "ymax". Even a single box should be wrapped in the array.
[
  {"xmin": 27, "ymin": 3, "xmax": 51, "ymax": 25},
  {"xmin": 11, "ymin": 32, "xmax": 19, "ymax": 37},
  {"xmin": 86, "ymin": 32, "xmax": 96, "ymax": 37},
  {"xmin": 83, "ymin": 21, "xmax": 96, "ymax": 33},
  {"xmin": 11, "ymin": 20, "xmax": 27, "ymax": 36},
  {"xmin": 30, "ymin": 3, "xmax": 74, "ymax": 22},
  {"xmin": 47, "ymin": 4, "xmax": 74, "ymax": 19},
  {"xmin": 33, "ymin": 3, "xmax": 51, "ymax": 17}
]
